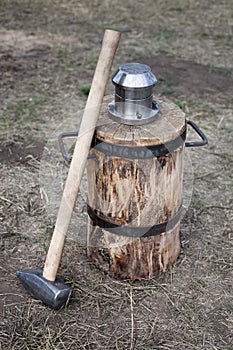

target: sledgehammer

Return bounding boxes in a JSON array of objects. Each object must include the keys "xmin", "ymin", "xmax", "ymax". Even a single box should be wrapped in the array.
[{"xmin": 16, "ymin": 29, "xmax": 121, "ymax": 309}]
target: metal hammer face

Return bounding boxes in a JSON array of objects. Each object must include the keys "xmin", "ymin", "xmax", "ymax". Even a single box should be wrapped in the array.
[{"xmin": 16, "ymin": 269, "xmax": 70, "ymax": 310}]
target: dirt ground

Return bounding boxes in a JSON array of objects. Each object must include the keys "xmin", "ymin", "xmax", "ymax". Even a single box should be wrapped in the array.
[{"xmin": 0, "ymin": 1, "xmax": 232, "ymax": 349}]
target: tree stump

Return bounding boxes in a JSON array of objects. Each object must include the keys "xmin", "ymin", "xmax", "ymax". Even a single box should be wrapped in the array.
[{"xmin": 86, "ymin": 97, "xmax": 186, "ymax": 279}]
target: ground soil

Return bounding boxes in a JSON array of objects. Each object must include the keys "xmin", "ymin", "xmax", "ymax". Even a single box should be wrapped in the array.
[
  {"xmin": 144, "ymin": 56, "xmax": 233, "ymax": 103},
  {"xmin": 0, "ymin": 1, "xmax": 232, "ymax": 350},
  {"xmin": 0, "ymin": 136, "xmax": 44, "ymax": 165}
]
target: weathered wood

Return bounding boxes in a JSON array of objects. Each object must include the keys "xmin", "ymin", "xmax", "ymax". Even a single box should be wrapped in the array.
[{"xmin": 86, "ymin": 97, "xmax": 185, "ymax": 279}]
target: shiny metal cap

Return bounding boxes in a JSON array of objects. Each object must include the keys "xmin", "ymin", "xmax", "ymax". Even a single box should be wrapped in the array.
[
  {"xmin": 112, "ymin": 62, "xmax": 157, "ymax": 89},
  {"xmin": 108, "ymin": 62, "xmax": 158, "ymax": 125}
]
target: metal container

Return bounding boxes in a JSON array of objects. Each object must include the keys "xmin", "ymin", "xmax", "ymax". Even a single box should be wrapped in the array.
[{"xmin": 108, "ymin": 62, "xmax": 158, "ymax": 125}]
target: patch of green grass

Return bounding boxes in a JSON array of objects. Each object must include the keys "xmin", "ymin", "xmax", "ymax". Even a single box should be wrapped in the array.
[
  {"xmin": 159, "ymin": 28, "xmax": 177, "ymax": 43},
  {"xmin": 158, "ymin": 76, "xmax": 175, "ymax": 94},
  {"xmin": 208, "ymin": 64, "xmax": 232, "ymax": 76},
  {"xmin": 202, "ymin": 103, "xmax": 214, "ymax": 112},
  {"xmin": 173, "ymin": 98, "xmax": 189, "ymax": 113},
  {"xmin": 174, "ymin": 5, "xmax": 183, "ymax": 12},
  {"xmin": 57, "ymin": 48, "xmax": 69, "ymax": 59},
  {"xmin": 13, "ymin": 100, "xmax": 46, "ymax": 124},
  {"xmin": 79, "ymin": 85, "xmax": 91, "ymax": 96},
  {"xmin": 39, "ymin": 221, "xmax": 55, "ymax": 238},
  {"xmin": 156, "ymin": 28, "xmax": 178, "ymax": 54},
  {"xmin": 1, "ymin": 90, "xmax": 55, "ymax": 131}
]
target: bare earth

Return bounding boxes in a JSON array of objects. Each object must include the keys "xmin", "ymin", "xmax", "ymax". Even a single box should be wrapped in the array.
[{"xmin": 0, "ymin": 1, "xmax": 232, "ymax": 349}]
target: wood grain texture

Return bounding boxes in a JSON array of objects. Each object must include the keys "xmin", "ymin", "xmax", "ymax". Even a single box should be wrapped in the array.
[
  {"xmin": 87, "ymin": 97, "xmax": 185, "ymax": 279},
  {"xmin": 96, "ymin": 97, "xmax": 185, "ymax": 146}
]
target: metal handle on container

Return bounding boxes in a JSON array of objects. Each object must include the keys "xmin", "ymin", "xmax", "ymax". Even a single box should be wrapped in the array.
[
  {"xmin": 58, "ymin": 131, "xmax": 96, "ymax": 162},
  {"xmin": 185, "ymin": 120, "xmax": 208, "ymax": 147},
  {"xmin": 58, "ymin": 131, "xmax": 79, "ymax": 163}
]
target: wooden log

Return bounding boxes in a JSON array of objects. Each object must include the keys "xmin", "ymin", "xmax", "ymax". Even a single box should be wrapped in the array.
[{"xmin": 86, "ymin": 97, "xmax": 186, "ymax": 279}]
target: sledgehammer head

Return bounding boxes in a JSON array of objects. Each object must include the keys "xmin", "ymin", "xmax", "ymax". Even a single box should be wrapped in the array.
[{"xmin": 16, "ymin": 269, "xmax": 70, "ymax": 310}]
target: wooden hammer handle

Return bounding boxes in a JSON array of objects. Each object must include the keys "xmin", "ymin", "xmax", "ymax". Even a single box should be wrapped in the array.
[{"xmin": 43, "ymin": 29, "xmax": 121, "ymax": 281}]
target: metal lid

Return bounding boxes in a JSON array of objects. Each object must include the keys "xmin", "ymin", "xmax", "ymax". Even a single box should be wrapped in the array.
[
  {"xmin": 112, "ymin": 62, "xmax": 157, "ymax": 89},
  {"xmin": 108, "ymin": 62, "xmax": 159, "ymax": 125}
]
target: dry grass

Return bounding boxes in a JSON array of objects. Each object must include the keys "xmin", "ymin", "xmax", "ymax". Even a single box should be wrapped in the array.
[{"xmin": 0, "ymin": 0, "xmax": 232, "ymax": 349}]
